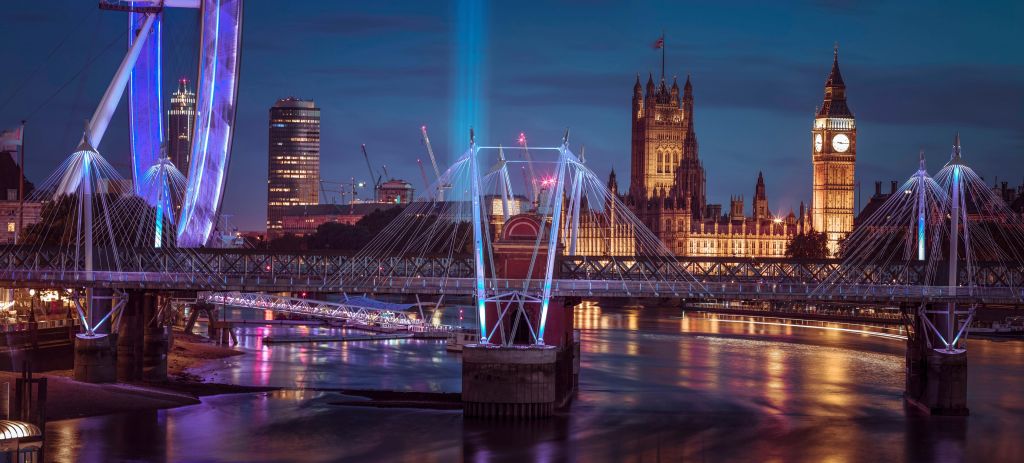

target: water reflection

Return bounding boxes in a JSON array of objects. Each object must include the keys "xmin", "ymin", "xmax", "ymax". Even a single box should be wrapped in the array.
[{"xmin": 43, "ymin": 303, "xmax": 1024, "ymax": 462}]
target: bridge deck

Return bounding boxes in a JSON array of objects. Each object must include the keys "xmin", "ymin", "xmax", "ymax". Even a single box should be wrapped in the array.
[
  {"xmin": 1, "ymin": 249, "xmax": 1021, "ymax": 305},
  {"xmin": 2, "ymin": 270, "xmax": 1022, "ymax": 305}
]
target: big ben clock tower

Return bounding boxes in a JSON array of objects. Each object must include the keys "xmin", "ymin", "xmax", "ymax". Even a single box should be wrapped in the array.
[{"xmin": 812, "ymin": 46, "xmax": 856, "ymax": 256}]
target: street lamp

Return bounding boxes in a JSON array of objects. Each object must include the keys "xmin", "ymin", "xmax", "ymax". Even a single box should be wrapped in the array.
[{"xmin": 27, "ymin": 289, "xmax": 37, "ymax": 323}]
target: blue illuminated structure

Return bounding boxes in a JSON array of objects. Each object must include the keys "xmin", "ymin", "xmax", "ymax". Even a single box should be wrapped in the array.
[
  {"xmin": 467, "ymin": 135, "xmax": 582, "ymax": 346},
  {"xmin": 916, "ymin": 151, "xmax": 927, "ymax": 261},
  {"xmin": 128, "ymin": 11, "xmax": 163, "ymax": 196},
  {"xmin": 468, "ymin": 140, "xmax": 488, "ymax": 341},
  {"xmin": 126, "ymin": 0, "xmax": 243, "ymax": 247},
  {"xmin": 536, "ymin": 142, "xmax": 572, "ymax": 344},
  {"xmin": 452, "ymin": 0, "xmax": 487, "ymax": 164},
  {"xmin": 177, "ymin": 0, "xmax": 243, "ymax": 247}
]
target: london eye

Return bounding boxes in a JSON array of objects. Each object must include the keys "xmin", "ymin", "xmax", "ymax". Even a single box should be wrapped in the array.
[{"xmin": 100, "ymin": 0, "xmax": 243, "ymax": 247}]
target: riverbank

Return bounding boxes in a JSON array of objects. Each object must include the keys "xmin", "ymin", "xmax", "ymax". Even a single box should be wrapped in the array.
[
  {"xmin": 0, "ymin": 331, "xmax": 275, "ymax": 421},
  {"xmin": 327, "ymin": 389, "xmax": 463, "ymax": 410}
]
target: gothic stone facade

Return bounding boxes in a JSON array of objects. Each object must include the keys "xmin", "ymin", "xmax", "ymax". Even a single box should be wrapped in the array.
[
  {"xmin": 623, "ymin": 60, "xmax": 858, "ymax": 257},
  {"xmin": 812, "ymin": 49, "xmax": 857, "ymax": 256}
]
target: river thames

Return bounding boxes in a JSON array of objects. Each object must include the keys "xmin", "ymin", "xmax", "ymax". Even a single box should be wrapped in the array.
[{"xmin": 43, "ymin": 303, "xmax": 1024, "ymax": 462}]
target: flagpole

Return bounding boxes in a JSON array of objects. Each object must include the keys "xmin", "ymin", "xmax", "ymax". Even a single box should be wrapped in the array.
[
  {"xmin": 16, "ymin": 120, "xmax": 25, "ymax": 246},
  {"xmin": 661, "ymin": 32, "xmax": 665, "ymax": 81}
]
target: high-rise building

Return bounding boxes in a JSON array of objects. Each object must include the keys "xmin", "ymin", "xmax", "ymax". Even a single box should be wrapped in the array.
[
  {"xmin": 167, "ymin": 77, "xmax": 196, "ymax": 174},
  {"xmin": 267, "ymin": 97, "xmax": 320, "ymax": 235},
  {"xmin": 811, "ymin": 47, "xmax": 856, "ymax": 255}
]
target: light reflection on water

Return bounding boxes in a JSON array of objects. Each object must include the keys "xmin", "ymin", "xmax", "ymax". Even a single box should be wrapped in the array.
[{"xmin": 44, "ymin": 301, "xmax": 1024, "ymax": 462}]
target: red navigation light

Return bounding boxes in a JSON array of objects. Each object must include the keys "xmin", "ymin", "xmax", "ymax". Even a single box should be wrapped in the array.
[{"xmin": 517, "ymin": 132, "xmax": 527, "ymax": 146}]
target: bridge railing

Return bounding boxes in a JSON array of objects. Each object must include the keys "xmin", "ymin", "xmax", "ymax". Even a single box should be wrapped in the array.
[
  {"xmin": 198, "ymin": 291, "xmax": 457, "ymax": 331},
  {"xmin": 1, "ymin": 247, "xmax": 1022, "ymax": 304},
  {"xmin": 559, "ymin": 256, "xmax": 1024, "ymax": 288}
]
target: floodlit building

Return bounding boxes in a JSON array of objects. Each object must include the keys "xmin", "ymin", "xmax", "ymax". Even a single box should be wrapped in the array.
[
  {"xmin": 167, "ymin": 77, "xmax": 196, "ymax": 175},
  {"xmin": 623, "ymin": 51, "xmax": 854, "ymax": 257},
  {"xmin": 267, "ymin": 97, "xmax": 320, "ymax": 237}
]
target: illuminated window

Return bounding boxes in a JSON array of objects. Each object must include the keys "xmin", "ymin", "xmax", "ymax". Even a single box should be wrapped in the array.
[{"xmin": 6, "ymin": 222, "xmax": 13, "ymax": 233}]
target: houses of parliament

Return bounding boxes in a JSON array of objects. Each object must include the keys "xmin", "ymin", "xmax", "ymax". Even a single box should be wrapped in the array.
[{"xmin": 619, "ymin": 48, "xmax": 857, "ymax": 257}]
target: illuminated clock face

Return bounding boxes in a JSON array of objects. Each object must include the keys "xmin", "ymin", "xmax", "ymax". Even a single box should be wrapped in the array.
[
  {"xmin": 814, "ymin": 134, "xmax": 823, "ymax": 152},
  {"xmin": 832, "ymin": 133, "xmax": 851, "ymax": 152}
]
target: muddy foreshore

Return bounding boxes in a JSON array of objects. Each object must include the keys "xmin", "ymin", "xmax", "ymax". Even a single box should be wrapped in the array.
[{"xmin": 2, "ymin": 331, "xmax": 277, "ymax": 421}]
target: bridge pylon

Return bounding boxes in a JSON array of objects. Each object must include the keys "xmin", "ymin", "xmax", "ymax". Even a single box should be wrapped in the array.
[
  {"xmin": 463, "ymin": 138, "xmax": 580, "ymax": 419},
  {"xmin": 816, "ymin": 136, "xmax": 1024, "ymax": 415}
]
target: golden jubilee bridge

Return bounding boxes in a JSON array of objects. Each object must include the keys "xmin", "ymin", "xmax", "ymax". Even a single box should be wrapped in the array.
[
  {"xmin": 1, "ymin": 128, "xmax": 1020, "ymax": 415},
  {"xmin": 7, "ymin": 0, "xmax": 1018, "ymax": 418},
  {"xmin": 0, "ymin": 249, "xmax": 1022, "ymax": 306}
]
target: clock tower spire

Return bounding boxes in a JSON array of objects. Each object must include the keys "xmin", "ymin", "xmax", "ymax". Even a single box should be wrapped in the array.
[{"xmin": 811, "ymin": 44, "xmax": 856, "ymax": 255}]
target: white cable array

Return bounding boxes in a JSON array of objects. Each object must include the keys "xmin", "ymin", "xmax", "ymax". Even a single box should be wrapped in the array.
[
  {"xmin": 327, "ymin": 137, "xmax": 706, "ymax": 345},
  {"xmin": 0, "ymin": 145, "xmax": 222, "ymax": 332},
  {"xmin": 814, "ymin": 139, "xmax": 1024, "ymax": 314}
]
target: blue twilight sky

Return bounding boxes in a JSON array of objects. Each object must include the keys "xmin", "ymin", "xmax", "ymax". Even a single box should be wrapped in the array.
[{"xmin": 1, "ymin": 0, "xmax": 1021, "ymax": 231}]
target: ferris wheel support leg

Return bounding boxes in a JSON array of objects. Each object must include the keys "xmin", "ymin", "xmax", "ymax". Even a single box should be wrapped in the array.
[{"xmin": 82, "ymin": 12, "xmax": 157, "ymax": 150}]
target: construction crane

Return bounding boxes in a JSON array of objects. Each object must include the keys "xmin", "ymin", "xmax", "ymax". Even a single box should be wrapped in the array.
[
  {"xmin": 518, "ymin": 132, "xmax": 540, "ymax": 209},
  {"xmin": 416, "ymin": 159, "xmax": 431, "ymax": 191},
  {"xmin": 318, "ymin": 180, "xmax": 336, "ymax": 204},
  {"xmin": 361, "ymin": 144, "xmax": 381, "ymax": 190},
  {"xmin": 420, "ymin": 125, "xmax": 451, "ymax": 200},
  {"xmin": 420, "ymin": 126, "xmax": 442, "ymax": 180},
  {"xmin": 319, "ymin": 178, "xmax": 365, "ymax": 205}
]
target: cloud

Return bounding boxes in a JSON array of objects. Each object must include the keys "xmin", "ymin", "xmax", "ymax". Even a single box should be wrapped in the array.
[
  {"xmin": 854, "ymin": 64, "xmax": 1024, "ymax": 130},
  {"xmin": 678, "ymin": 59, "xmax": 1023, "ymax": 132},
  {"xmin": 492, "ymin": 71, "xmax": 627, "ymax": 109},
  {"xmin": 809, "ymin": 0, "xmax": 887, "ymax": 15},
  {"xmin": 498, "ymin": 43, "xmax": 1023, "ymax": 133},
  {"xmin": 304, "ymin": 13, "xmax": 445, "ymax": 37},
  {"xmin": 6, "ymin": 10, "xmax": 53, "ymax": 24}
]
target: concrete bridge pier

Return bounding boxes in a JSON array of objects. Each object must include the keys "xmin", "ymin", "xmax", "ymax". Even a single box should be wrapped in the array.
[
  {"xmin": 462, "ymin": 297, "xmax": 581, "ymax": 419},
  {"xmin": 78, "ymin": 290, "xmax": 172, "ymax": 384},
  {"xmin": 142, "ymin": 292, "xmax": 170, "ymax": 382},
  {"xmin": 904, "ymin": 304, "xmax": 969, "ymax": 416},
  {"xmin": 116, "ymin": 290, "xmax": 145, "ymax": 382},
  {"xmin": 73, "ymin": 288, "xmax": 116, "ymax": 383},
  {"xmin": 463, "ymin": 345, "xmax": 558, "ymax": 418}
]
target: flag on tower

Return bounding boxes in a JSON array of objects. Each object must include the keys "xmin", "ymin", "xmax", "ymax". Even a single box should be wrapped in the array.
[
  {"xmin": 0, "ymin": 126, "xmax": 22, "ymax": 153},
  {"xmin": 652, "ymin": 34, "xmax": 666, "ymax": 80}
]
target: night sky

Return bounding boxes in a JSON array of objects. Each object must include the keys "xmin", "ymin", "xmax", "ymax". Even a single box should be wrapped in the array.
[{"xmin": 1, "ymin": 0, "xmax": 1021, "ymax": 231}]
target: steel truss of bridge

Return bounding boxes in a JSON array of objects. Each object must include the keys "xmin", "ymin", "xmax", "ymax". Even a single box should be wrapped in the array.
[
  {"xmin": 1, "ymin": 248, "xmax": 1022, "ymax": 305},
  {"xmin": 198, "ymin": 292, "xmax": 454, "ymax": 331}
]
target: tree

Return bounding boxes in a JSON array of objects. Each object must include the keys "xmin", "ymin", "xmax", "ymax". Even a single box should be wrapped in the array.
[
  {"xmin": 21, "ymin": 194, "xmax": 173, "ymax": 248},
  {"xmin": 306, "ymin": 222, "xmax": 371, "ymax": 251},
  {"xmin": 268, "ymin": 233, "xmax": 306, "ymax": 251},
  {"xmin": 785, "ymin": 231, "xmax": 828, "ymax": 259},
  {"xmin": 270, "ymin": 206, "xmax": 405, "ymax": 251}
]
